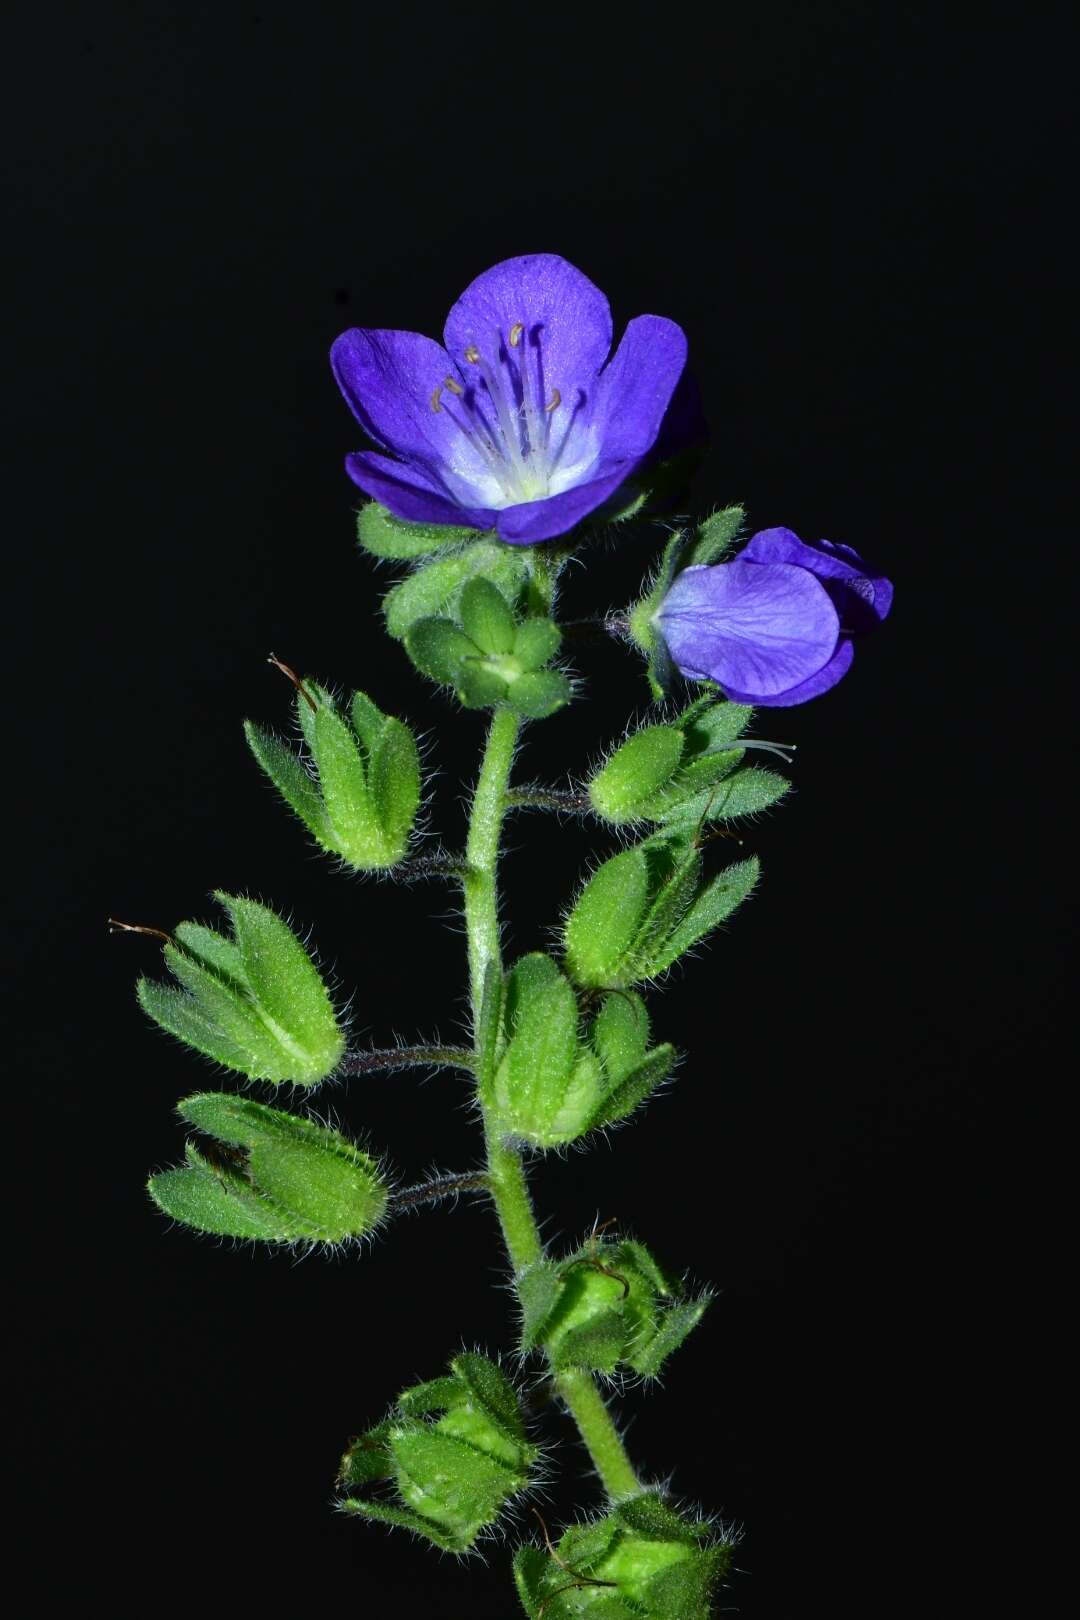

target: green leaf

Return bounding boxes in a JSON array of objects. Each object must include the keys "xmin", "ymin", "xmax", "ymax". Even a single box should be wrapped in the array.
[
  {"xmin": 512, "ymin": 618, "xmax": 561, "ymax": 671},
  {"xmin": 383, "ymin": 542, "xmax": 527, "ymax": 641},
  {"xmin": 590, "ymin": 726, "xmax": 685, "ymax": 823},
  {"xmin": 404, "ymin": 617, "xmax": 478, "ymax": 685},
  {"xmin": 213, "ymin": 894, "xmax": 344, "ymax": 1082},
  {"xmin": 357, "ymin": 501, "xmax": 482, "ymax": 560},
  {"xmin": 244, "ymin": 721, "xmax": 331, "ymax": 846},
  {"xmin": 564, "ymin": 848, "xmax": 651, "ymax": 990},
  {"xmin": 507, "ymin": 669, "xmax": 570, "ymax": 719},
  {"xmin": 643, "ymin": 856, "xmax": 760, "ymax": 976},
  {"xmin": 459, "ymin": 576, "xmax": 516, "ymax": 655}
]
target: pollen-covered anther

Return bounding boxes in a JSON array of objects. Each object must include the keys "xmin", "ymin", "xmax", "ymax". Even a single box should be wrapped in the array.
[
  {"xmin": 430, "ymin": 384, "xmax": 442, "ymax": 412},
  {"xmin": 545, "ymin": 387, "xmax": 561, "ymax": 413},
  {"xmin": 508, "ymin": 321, "xmax": 524, "ymax": 347},
  {"xmin": 464, "ymin": 343, "xmax": 480, "ymax": 363},
  {"xmin": 443, "ymin": 375, "xmax": 463, "ymax": 395}
]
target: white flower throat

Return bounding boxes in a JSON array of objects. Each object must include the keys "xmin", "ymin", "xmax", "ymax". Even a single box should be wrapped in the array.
[{"xmin": 430, "ymin": 322, "xmax": 596, "ymax": 508}]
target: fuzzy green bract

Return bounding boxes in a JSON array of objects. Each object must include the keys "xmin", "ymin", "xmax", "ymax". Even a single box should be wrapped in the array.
[
  {"xmin": 518, "ymin": 1235, "xmax": 710, "ymax": 1377},
  {"xmin": 245, "ymin": 680, "xmax": 420, "ymax": 870},
  {"xmin": 339, "ymin": 1353, "xmax": 537, "ymax": 1553},
  {"xmin": 514, "ymin": 1493, "xmax": 734, "ymax": 1619},
  {"xmin": 490, "ymin": 956, "xmax": 676, "ymax": 1147},
  {"xmin": 406, "ymin": 575, "xmax": 569, "ymax": 717},
  {"xmin": 148, "ymin": 1093, "xmax": 388, "ymax": 1243},
  {"xmin": 136, "ymin": 892, "xmax": 344, "ymax": 1083}
]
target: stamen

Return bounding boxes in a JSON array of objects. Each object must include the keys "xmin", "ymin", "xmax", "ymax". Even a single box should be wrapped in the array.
[
  {"xmin": 508, "ymin": 321, "xmax": 524, "ymax": 347},
  {"xmin": 464, "ymin": 344, "xmax": 480, "ymax": 363},
  {"xmin": 443, "ymin": 375, "xmax": 463, "ymax": 395},
  {"xmin": 545, "ymin": 387, "xmax": 561, "ymax": 413},
  {"xmin": 430, "ymin": 384, "xmax": 442, "ymax": 412}
]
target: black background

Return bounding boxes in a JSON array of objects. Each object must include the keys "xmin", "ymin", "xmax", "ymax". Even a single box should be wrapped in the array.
[{"xmin": 7, "ymin": 3, "xmax": 1066, "ymax": 1612}]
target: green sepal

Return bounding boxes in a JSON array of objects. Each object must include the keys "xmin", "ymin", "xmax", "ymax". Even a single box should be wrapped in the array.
[
  {"xmin": 242, "ymin": 722, "xmax": 330, "ymax": 844},
  {"xmin": 514, "ymin": 1492, "xmax": 733, "ymax": 1619},
  {"xmin": 339, "ymin": 1353, "xmax": 536, "ymax": 1555},
  {"xmin": 513, "ymin": 617, "xmax": 561, "ymax": 671},
  {"xmin": 339, "ymin": 1496, "xmax": 466, "ymax": 1552},
  {"xmin": 506, "ymin": 669, "xmax": 570, "ymax": 719},
  {"xmin": 653, "ymin": 766, "xmax": 789, "ymax": 829},
  {"xmin": 589, "ymin": 726, "xmax": 685, "ymax": 824},
  {"xmin": 494, "ymin": 953, "xmax": 587, "ymax": 1146},
  {"xmin": 357, "ymin": 500, "xmax": 484, "ymax": 560},
  {"xmin": 590, "ymin": 1043, "xmax": 677, "ymax": 1130},
  {"xmin": 383, "ymin": 541, "xmax": 528, "ymax": 641},
  {"xmin": 676, "ymin": 694, "xmax": 753, "ymax": 750},
  {"xmin": 214, "ymin": 893, "xmax": 344, "ymax": 1076},
  {"xmin": 563, "ymin": 848, "xmax": 652, "ymax": 990},
  {"xmin": 459, "ymin": 576, "xmax": 516, "ymax": 655},
  {"xmin": 589, "ymin": 991, "xmax": 650, "ymax": 1082},
  {"xmin": 405, "ymin": 617, "xmax": 480, "ymax": 685},
  {"xmin": 630, "ymin": 1298, "xmax": 713, "ymax": 1379},
  {"xmin": 150, "ymin": 1095, "xmax": 389, "ymax": 1245},
  {"xmin": 639, "ymin": 855, "xmax": 759, "ymax": 977},
  {"xmin": 245, "ymin": 683, "xmax": 420, "ymax": 870},
  {"xmin": 517, "ymin": 1259, "xmax": 565, "ymax": 1352}
]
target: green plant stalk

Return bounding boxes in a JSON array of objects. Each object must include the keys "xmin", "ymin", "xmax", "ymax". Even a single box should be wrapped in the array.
[{"xmin": 464, "ymin": 705, "xmax": 640, "ymax": 1503}]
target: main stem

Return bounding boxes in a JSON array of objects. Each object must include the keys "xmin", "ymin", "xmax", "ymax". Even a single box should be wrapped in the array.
[{"xmin": 463, "ymin": 706, "xmax": 640, "ymax": 1503}]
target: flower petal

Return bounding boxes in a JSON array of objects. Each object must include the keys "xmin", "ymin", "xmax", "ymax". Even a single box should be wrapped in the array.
[
  {"xmin": 345, "ymin": 451, "xmax": 494, "ymax": 530},
  {"xmin": 657, "ymin": 560, "xmax": 840, "ymax": 700},
  {"xmin": 743, "ymin": 528, "xmax": 893, "ymax": 629},
  {"xmin": 443, "ymin": 254, "xmax": 613, "ymax": 409},
  {"xmin": 591, "ymin": 315, "xmax": 689, "ymax": 461},
  {"xmin": 494, "ymin": 462, "xmax": 641, "ymax": 545},
  {"xmin": 723, "ymin": 636, "xmax": 856, "ymax": 706},
  {"xmin": 331, "ymin": 327, "xmax": 470, "ymax": 464}
]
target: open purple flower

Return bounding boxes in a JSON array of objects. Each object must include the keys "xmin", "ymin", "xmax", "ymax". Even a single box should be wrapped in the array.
[
  {"xmin": 330, "ymin": 254, "xmax": 689, "ymax": 546},
  {"xmin": 656, "ymin": 527, "xmax": 893, "ymax": 706}
]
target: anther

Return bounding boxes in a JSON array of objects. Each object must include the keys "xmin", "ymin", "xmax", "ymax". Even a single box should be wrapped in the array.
[
  {"xmin": 107, "ymin": 918, "xmax": 172, "ymax": 944},
  {"xmin": 545, "ymin": 387, "xmax": 561, "ymax": 413},
  {"xmin": 267, "ymin": 653, "xmax": 319, "ymax": 714},
  {"xmin": 464, "ymin": 343, "xmax": 480, "ymax": 363},
  {"xmin": 443, "ymin": 375, "xmax": 463, "ymax": 395},
  {"xmin": 509, "ymin": 322, "xmax": 524, "ymax": 348},
  {"xmin": 430, "ymin": 384, "xmax": 443, "ymax": 412}
]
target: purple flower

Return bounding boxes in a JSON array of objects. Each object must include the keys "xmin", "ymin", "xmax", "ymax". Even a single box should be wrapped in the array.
[
  {"xmin": 656, "ymin": 527, "xmax": 893, "ymax": 706},
  {"xmin": 330, "ymin": 254, "xmax": 689, "ymax": 546}
]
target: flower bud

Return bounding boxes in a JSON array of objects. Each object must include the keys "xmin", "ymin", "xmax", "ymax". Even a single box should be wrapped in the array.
[
  {"xmin": 518, "ymin": 1235, "xmax": 709, "ymax": 1377},
  {"xmin": 514, "ymin": 1492, "xmax": 734, "ymax": 1620},
  {"xmin": 148, "ymin": 1093, "xmax": 389, "ymax": 1244},
  {"xmin": 339, "ymin": 1353, "xmax": 536, "ymax": 1553},
  {"xmin": 245, "ymin": 680, "xmax": 420, "ymax": 870},
  {"xmin": 137, "ymin": 892, "xmax": 344, "ymax": 1084}
]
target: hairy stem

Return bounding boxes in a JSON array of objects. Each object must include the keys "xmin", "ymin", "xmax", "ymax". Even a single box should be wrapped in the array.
[{"xmin": 464, "ymin": 705, "xmax": 641, "ymax": 1501}]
